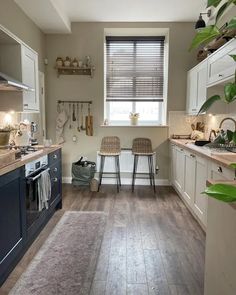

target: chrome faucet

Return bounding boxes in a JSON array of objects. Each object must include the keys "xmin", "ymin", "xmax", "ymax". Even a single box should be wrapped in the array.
[{"xmin": 219, "ymin": 117, "xmax": 236, "ymax": 131}]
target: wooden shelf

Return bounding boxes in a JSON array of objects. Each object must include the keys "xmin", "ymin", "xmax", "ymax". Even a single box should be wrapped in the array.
[{"xmin": 55, "ymin": 66, "xmax": 95, "ymax": 78}]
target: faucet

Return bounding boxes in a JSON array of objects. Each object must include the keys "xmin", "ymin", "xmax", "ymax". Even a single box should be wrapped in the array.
[
  {"xmin": 219, "ymin": 117, "xmax": 236, "ymax": 131},
  {"xmin": 209, "ymin": 129, "xmax": 217, "ymax": 142}
]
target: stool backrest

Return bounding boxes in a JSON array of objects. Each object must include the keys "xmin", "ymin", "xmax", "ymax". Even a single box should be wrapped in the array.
[
  {"xmin": 100, "ymin": 136, "xmax": 121, "ymax": 154},
  {"xmin": 132, "ymin": 138, "xmax": 153, "ymax": 154}
]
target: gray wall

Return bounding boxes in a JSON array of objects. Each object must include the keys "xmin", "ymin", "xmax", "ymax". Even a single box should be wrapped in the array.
[
  {"xmin": 0, "ymin": 0, "xmax": 46, "ymax": 72},
  {"xmin": 45, "ymin": 22, "xmax": 196, "ymax": 179}
]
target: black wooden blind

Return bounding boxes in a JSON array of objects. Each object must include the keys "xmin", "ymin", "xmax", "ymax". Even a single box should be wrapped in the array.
[{"xmin": 106, "ymin": 36, "xmax": 165, "ymax": 102}]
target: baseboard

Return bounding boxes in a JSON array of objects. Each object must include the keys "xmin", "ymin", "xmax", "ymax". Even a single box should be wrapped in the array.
[{"xmin": 62, "ymin": 176, "xmax": 170, "ymax": 186}]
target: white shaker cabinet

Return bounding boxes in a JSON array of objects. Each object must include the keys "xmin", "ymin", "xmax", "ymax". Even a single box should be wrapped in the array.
[
  {"xmin": 183, "ymin": 150, "xmax": 196, "ymax": 206},
  {"xmin": 174, "ymin": 146, "xmax": 185, "ymax": 193},
  {"xmin": 21, "ymin": 45, "xmax": 39, "ymax": 112},
  {"xmin": 186, "ymin": 60, "xmax": 207, "ymax": 115},
  {"xmin": 207, "ymin": 38, "xmax": 236, "ymax": 87},
  {"xmin": 194, "ymin": 155, "xmax": 208, "ymax": 226}
]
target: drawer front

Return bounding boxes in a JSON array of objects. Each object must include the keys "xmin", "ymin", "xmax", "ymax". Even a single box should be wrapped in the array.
[
  {"xmin": 210, "ymin": 162, "xmax": 235, "ymax": 180},
  {"xmin": 207, "ymin": 39, "xmax": 236, "ymax": 86},
  {"xmin": 48, "ymin": 149, "xmax": 61, "ymax": 165}
]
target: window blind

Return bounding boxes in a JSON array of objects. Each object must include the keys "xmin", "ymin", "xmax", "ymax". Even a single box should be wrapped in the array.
[{"xmin": 106, "ymin": 36, "xmax": 165, "ymax": 102}]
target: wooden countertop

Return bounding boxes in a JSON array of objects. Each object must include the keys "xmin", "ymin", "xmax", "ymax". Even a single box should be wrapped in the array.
[
  {"xmin": 0, "ymin": 145, "xmax": 62, "ymax": 177},
  {"xmin": 170, "ymin": 139, "xmax": 236, "ymax": 170}
]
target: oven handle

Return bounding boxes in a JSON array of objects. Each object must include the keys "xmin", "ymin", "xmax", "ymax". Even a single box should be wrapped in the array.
[{"xmin": 26, "ymin": 167, "xmax": 50, "ymax": 183}]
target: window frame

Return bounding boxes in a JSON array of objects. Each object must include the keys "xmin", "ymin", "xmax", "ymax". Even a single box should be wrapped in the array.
[{"xmin": 104, "ymin": 28, "xmax": 169, "ymax": 126}]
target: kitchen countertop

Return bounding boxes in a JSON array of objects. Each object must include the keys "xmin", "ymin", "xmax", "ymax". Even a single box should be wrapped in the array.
[
  {"xmin": 0, "ymin": 145, "xmax": 62, "ymax": 177},
  {"xmin": 170, "ymin": 139, "xmax": 236, "ymax": 170}
]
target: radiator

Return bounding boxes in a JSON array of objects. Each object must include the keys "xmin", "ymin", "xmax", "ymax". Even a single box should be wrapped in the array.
[{"xmin": 96, "ymin": 150, "xmax": 156, "ymax": 173}]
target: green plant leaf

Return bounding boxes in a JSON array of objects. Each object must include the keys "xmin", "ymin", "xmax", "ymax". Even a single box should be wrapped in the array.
[
  {"xmin": 215, "ymin": 2, "xmax": 229, "ymax": 23},
  {"xmin": 207, "ymin": 0, "xmax": 222, "ymax": 8},
  {"xmin": 197, "ymin": 95, "xmax": 221, "ymax": 115},
  {"xmin": 227, "ymin": 130, "xmax": 233, "ymax": 142},
  {"xmin": 224, "ymin": 82, "xmax": 236, "ymax": 103},
  {"xmin": 230, "ymin": 54, "xmax": 236, "ymax": 61},
  {"xmin": 232, "ymin": 132, "xmax": 236, "ymax": 143},
  {"xmin": 189, "ymin": 25, "xmax": 220, "ymax": 50},
  {"xmin": 227, "ymin": 16, "xmax": 236, "ymax": 30},
  {"xmin": 204, "ymin": 184, "xmax": 236, "ymax": 202},
  {"xmin": 229, "ymin": 163, "xmax": 236, "ymax": 169}
]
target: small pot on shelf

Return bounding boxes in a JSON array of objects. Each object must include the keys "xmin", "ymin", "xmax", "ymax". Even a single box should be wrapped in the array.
[{"xmin": 129, "ymin": 113, "xmax": 139, "ymax": 126}]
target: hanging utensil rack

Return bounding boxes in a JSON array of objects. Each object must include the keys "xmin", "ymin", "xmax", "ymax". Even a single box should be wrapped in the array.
[{"xmin": 57, "ymin": 100, "xmax": 92, "ymax": 105}]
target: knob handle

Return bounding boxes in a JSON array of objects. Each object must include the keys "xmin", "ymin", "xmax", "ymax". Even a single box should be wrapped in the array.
[
  {"xmin": 217, "ymin": 166, "xmax": 223, "ymax": 173},
  {"xmin": 53, "ymin": 154, "xmax": 58, "ymax": 159},
  {"xmin": 53, "ymin": 177, "xmax": 58, "ymax": 183},
  {"xmin": 53, "ymin": 167, "xmax": 58, "ymax": 172}
]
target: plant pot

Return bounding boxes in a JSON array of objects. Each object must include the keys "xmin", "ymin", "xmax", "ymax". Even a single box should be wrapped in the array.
[{"xmin": 130, "ymin": 117, "xmax": 138, "ymax": 126}]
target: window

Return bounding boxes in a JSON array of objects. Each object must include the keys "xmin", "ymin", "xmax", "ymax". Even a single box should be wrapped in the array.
[{"xmin": 105, "ymin": 36, "xmax": 167, "ymax": 125}]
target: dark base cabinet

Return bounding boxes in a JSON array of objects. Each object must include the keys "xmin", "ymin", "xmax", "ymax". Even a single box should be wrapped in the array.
[
  {"xmin": 0, "ymin": 149, "xmax": 62, "ymax": 286},
  {"xmin": 0, "ymin": 167, "xmax": 26, "ymax": 285}
]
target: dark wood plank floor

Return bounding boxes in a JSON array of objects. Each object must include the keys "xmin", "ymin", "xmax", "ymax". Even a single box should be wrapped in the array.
[{"xmin": 0, "ymin": 185, "xmax": 205, "ymax": 295}]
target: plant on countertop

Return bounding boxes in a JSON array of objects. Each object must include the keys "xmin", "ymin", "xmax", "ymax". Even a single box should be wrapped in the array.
[{"xmin": 189, "ymin": 0, "xmax": 236, "ymax": 203}]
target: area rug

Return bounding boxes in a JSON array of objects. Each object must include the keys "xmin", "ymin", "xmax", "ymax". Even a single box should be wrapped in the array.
[{"xmin": 9, "ymin": 211, "xmax": 107, "ymax": 295}]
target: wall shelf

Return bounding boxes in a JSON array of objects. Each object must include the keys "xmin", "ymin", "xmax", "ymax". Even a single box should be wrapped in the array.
[{"xmin": 55, "ymin": 66, "xmax": 95, "ymax": 78}]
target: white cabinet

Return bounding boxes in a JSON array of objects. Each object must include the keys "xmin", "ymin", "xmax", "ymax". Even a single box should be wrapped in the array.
[
  {"xmin": 207, "ymin": 38, "xmax": 236, "ymax": 86},
  {"xmin": 174, "ymin": 146, "xmax": 185, "ymax": 193},
  {"xmin": 209, "ymin": 162, "xmax": 235, "ymax": 181},
  {"xmin": 186, "ymin": 60, "xmax": 207, "ymax": 114},
  {"xmin": 183, "ymin": 150, "xmax": 196, "ymax": 206},
  {"xmin": 194, "ymin": 155, "xmax": 208, "ymax": 226},
  {"xmin": 171, "ymin": 144, "xmax": 209, "ymax": 228},
  {"xmin": 21, "ymin": 45, "xmax": 39, "ymax": 112}
]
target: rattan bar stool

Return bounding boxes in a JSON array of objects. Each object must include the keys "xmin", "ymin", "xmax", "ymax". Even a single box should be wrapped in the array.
[
  {"xmin": 98, "ymin": 136, "xmax": 121, "ymax": 192},
  {"xmin": 132, "ymin": 138, "xmax": 155, "ymax": 192}
]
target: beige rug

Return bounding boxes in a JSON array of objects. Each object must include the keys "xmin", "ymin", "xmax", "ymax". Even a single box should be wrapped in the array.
[{"xmin": 10, "ymin": 211, "xmax": 107, "ymax": 295}]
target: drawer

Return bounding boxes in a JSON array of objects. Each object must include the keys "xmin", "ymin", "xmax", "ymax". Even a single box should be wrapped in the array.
[
  {"xmin": 48, "ymin": 149, "xmax": 61, "ymax": 165},
  {"xmin": 210, "ymin": 162, "xmax": 235, "ymax": 181},
  {"xmin": 207, "ymin": 39, "xmax": 236, "ymax": 86}
]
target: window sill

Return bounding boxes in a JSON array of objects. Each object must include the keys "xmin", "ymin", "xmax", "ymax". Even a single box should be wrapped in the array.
[{"xmin": 100, "ymin": 124, "xmax": 169, "ymax": 128}]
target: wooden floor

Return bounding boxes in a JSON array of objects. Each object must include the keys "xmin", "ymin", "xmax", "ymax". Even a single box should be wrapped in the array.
[{"xmin": 0, "ymin": 185, "xmax": 205, "ymax": 295}]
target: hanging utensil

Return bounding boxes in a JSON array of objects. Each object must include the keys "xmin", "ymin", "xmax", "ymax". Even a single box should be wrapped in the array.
[
  {"xmin": 86, "ymin": 103, "xmax": 93, "ymax": 136},
  {"xmin": 77, "ymin": 103, "xmax": 80, "ymax": 132},
  {"xmin": 80, "ymin": 103, "xmax": 85, "ymax": 130},
  {"xmin": 72, "ymin": 103, "xmax": 76, "ymax": 121},
  {"xmin": 69, "ymin": 103, "xmax": 72, "ymax": 129}
]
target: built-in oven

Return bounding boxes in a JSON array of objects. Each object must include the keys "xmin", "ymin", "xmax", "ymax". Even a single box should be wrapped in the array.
[{"xmin": 25, "ymin": 155, "xmax": 49, "ymax": 231}]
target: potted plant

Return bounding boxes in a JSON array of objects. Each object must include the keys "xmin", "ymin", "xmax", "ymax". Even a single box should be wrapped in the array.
[
  {"xmin": 129, "ymin": 112, "xmax": 139, "ymax": 125},
  {"xmin": 190, "ymin": 0, "xmax": 236, "ymax": 202}
]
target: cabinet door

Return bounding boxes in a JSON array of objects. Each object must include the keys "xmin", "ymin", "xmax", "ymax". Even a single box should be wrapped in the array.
[
  {"xmin": 183, "ymin": 151, "xmax": 196, "ymax": 206},
  {"xmin": 174, "ymin": 147, "xmax": 185, "ymax": 193},
  {"xmin": 186, "ymin": 69, "xmax": 197, "ymax": 114},
  {"xmin": 194, "ymin": 156, "xmax": 208, "ymax": 226},
  {"xmin": 170, "ymin": 144, "xmax": 176, "ymax": 184},
  {"xmin": 207, "ymin": 38, "xmax": 236, "ymax": 86},
  {"xmin": 0, "ymin": 168, "xmax": 25, "ymax": 284},
  {"xmin": 21, "ymin": 45, "xmax": 39, "ymax": 111},
  {"xmin": 196, "ymin": 61, "xmax": 207, "ymax": 111}
]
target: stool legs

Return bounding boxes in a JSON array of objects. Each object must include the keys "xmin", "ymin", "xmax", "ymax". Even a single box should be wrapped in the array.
[
  {"xmin": 132, "ymin": 155, "xmax": 138, "ymax": 192},
  {"xmin": 149, "ymin": 155, "xmax": 156, "ymax": 192},
  {"xmin": 98, "ymin": 155, "xmax": 105, "ymax": 192}
]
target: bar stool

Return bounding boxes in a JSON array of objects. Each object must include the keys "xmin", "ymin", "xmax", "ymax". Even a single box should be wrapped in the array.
[
  {"xmin": 98, "ymin": 136, "xmax": 121, "ymax": 192},
  {"xmin": 132, "ymin": 138, "xmax": 155, "ymax": 192}
]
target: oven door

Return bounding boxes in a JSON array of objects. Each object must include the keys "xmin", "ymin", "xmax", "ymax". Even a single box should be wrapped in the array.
[{"xmin": 25, "ymin": 167, "xmax": 49, "ymax": 230}]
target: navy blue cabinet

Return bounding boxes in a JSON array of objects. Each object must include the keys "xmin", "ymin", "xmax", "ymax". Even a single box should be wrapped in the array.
[
  {"xmin": 49, "ymin": 149, "xmax": 62, "ymax": 208},
  {"xmin": 0, "ymin": 167, "xmax": 26, "ymax": 285}
]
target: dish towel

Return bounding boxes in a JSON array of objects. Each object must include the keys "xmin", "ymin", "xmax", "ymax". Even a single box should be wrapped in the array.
[
  {"xmin": 38, "ymin": 169, "xmax": 51, "ymax": 211},
  {"xmin": 56, "ymin": 109, "xmax": 68, "ymax": 144}
]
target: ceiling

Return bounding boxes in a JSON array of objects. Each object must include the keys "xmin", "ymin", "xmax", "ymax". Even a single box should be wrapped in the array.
[{"xmin": 15, "ymin": 0, "xmax": 207, "ymax": 34}]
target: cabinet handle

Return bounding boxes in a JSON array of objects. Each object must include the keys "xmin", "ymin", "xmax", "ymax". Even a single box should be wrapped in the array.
[
  {"xmin": 24, "ymin": 103, "xmax": 28, "ymax": 107},
  {"xmin": 180, "ymin": 148, "xmax": 184, "ymax": 152},
  {"xmin": 192, "ymin": 108, "xmax": 197, "ymax": 111},
  {"xmin": 53, "ymin": 177, "xmax": 58, "ymax": 183},
  {"xmin": 219, "ymin": 74, "xmax": 223, "ymax": 77},
  {"xmin": 53, "ymin": 154, "xmax": 58, "ymax": 159},
  {"xmin": 53, "ymin": 167, "xmax": 58, "ymax": 172},
  {"xmin": 190, "ymin": 154, "xmax": 195, "ymax": 158},
  {"xmin": 217, "ymin": 166, "xmax": 223, "ymax": 173}
]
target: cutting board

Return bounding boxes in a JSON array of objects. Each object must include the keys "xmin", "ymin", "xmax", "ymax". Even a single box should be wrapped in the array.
[
  {"xmin": 85, "ymin": 105, "xmax": 93, "ymax": 136},
  {"xmin": 0, "ymin": 150, "xmax": 19, "ymax": 169}
]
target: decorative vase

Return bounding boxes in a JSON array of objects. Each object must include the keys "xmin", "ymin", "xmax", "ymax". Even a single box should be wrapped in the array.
[{"xmin": 130, "ymin": 117, "xmax": 138, "ymax": 126}]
